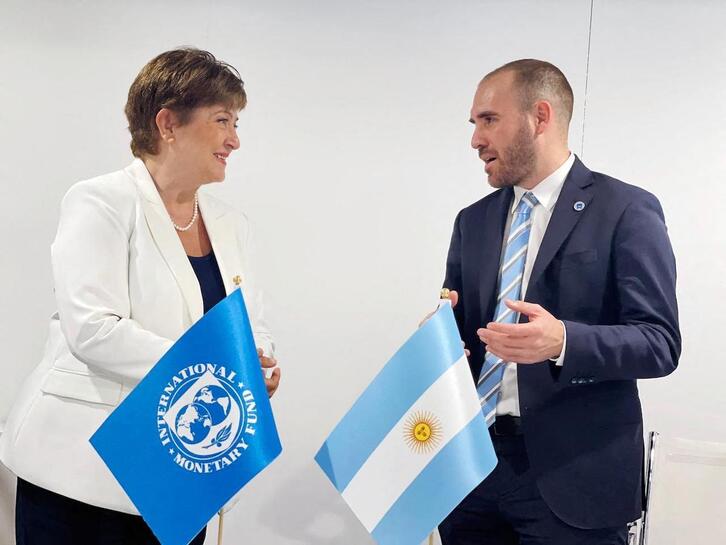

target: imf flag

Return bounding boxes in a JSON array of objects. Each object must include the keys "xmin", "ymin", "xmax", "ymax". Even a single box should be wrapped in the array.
[
  {"xmin": 315, "ymin": 302, "xmax": 497, "ymax": 545},
  {"xmin": 91, "ymin": 289, "xmax": 282, "ymax": 545}
]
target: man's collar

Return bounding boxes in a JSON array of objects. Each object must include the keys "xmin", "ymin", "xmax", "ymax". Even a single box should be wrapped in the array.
[{"xmin": 511, "ymin": 152, "xmax": 575, "ymax": 213}]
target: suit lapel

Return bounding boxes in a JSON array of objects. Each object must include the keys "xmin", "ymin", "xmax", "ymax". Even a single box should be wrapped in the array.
[
  {"xmin": 199, "ymin": 194, "xmax": 240, "ymax": 296},
  {"xmin": 526, "ymin": 157, "xmax": 594, "ymax": 294},
  {"xmin": 126, "ymin": 159, "xmax": 204, "ymax": 323},
  {"xmin": 478, "ymin": 188, "xmax": 514, "ymax": 322}
]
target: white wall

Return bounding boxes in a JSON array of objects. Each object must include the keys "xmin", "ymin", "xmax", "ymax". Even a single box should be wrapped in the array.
[
  {"xmin": 0, "ymin": 1, "xmax": 723, "ymax": 544},
  {"xmin": 583, "ymin": 0, "xmax": 726, "ymax": 445}
]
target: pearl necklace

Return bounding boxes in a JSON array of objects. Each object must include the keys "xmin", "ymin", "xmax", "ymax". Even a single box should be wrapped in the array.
[{"xmin": 172, "ymin": 191, "xmax": 199, "ymax": 232}]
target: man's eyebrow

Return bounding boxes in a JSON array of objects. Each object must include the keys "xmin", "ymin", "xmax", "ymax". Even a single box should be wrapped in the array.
[{"xmin": 469, "ymin": 111, "xmax": 498, "ymax": 124}]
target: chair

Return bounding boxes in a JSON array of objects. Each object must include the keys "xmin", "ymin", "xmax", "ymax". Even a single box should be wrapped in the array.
[{"xmin": 632, "ymin": 431, "xmax": 726, "ymax": 544}]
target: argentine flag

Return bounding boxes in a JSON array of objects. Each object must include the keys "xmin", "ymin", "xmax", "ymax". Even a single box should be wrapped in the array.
[
  {"xmin": 315, "ymin": 302, "xmax": 497, "ymax": 545},
  {"xmin": 91, "ymin": 289, "xmax": 281, "ymax": 545}
]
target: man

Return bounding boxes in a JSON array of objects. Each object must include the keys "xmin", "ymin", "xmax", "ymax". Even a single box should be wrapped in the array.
[{"xmin": 438, "ymin": 59, "xmax": 680, "ymax": 544}]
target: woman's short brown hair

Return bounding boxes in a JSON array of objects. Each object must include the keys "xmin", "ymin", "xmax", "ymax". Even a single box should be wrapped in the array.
[{"xmin": 125, "ymin": 48, "xmax": 247, "ymax": 157}]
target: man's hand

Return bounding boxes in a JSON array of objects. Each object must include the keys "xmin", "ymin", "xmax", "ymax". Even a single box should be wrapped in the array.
[
  {"xmin": 258, "ymin": 347, "xmax": 281, "ymax": 397},
  {"xmin": 477, "ymin": 300, "xmax": 564, "ymax": 364},
  {"xmin": 419, "ymin": 290, "xmax": 470, "ymax": 357}
]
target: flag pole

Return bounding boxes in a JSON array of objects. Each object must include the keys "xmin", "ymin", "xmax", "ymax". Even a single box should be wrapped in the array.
[
  {"xmin": 429, "ymin": 288, "xmax": 448, "ymax": 545},
  {"xmin": 217, "ymin": 510, "xmax": 224, "ymax": 545},
  {"xmin": 217, "ymin": 277, "xmax": 237, "ymax": 545}
]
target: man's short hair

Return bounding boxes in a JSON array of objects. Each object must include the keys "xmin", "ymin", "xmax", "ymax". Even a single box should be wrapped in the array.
[
  {"xmin": 484, "ymin": 59, "xmax": 574, "ymax": 127},
  {"xmin": 125, "ymin": 48, "xmax": 246, "ymax": 157}
]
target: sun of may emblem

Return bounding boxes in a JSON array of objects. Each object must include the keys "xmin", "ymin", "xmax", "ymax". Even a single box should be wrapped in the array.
[{"xmin": 403, "ymin": 410, "xmax": 442, "ymax": 454}]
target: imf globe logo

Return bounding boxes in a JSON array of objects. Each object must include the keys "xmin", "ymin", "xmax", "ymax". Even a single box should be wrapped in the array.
[
  {"xmin": 175, "ymin": 386, "xmax": 231, "ymax": 445},
  {"xmin": 156, "ymin": 363, "xmax": 258, "ymax": 474}
]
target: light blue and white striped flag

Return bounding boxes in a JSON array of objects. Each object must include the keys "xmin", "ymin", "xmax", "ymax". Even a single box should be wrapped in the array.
[{"xmin": 315, "ymin": 302, "xmax": 497, "ymax": 545}]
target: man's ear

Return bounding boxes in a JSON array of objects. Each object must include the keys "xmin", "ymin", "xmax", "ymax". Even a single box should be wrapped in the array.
[
  {"xmin": 533, "ymin": 99, "xmax": 554, "ymax": 136},
  {"xmin": 155, "ymin": 108, "xmax": 179, "ymax": 144}
]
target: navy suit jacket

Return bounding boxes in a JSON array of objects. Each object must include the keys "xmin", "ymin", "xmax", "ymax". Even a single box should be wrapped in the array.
[{"xmin": 444, "ymin": 157, "xmax": 680, "ymax": 529}]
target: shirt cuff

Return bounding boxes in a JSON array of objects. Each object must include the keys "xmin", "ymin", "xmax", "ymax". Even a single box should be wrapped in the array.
[{"xmin": 549, "ymin": 320, "xmax": 567, "ymax": 366}]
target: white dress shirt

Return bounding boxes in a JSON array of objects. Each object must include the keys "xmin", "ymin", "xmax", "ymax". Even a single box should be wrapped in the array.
[{"xmin": 496, "ymin": 152, "xmax": 575, "ymax": 417}]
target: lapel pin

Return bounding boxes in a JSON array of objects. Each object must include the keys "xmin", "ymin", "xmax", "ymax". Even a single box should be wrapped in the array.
[
  {"xmin": 573, "ymin": 201, "xmax": 586, "ymax": 211},
  {"xmin": 233, "ymin": 275, "xmax": 242, "ymax": 286}
]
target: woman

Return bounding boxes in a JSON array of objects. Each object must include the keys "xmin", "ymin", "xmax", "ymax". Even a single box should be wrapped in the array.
[{"xmin": 0, "ymin": 48, "xmax": 280, "ymax": 544}]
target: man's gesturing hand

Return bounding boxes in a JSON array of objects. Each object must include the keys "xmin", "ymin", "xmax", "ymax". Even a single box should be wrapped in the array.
[{"xmin": 477, "ymin": 300, "xmax": 564, "ymax": 364}]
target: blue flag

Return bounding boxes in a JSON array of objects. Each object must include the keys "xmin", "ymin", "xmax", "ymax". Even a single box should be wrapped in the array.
[
  {"xmin": 315, "ymin": 302, "xmax": 496, "ymax": 545},
  {"xmin": 91, "ymin": 289, "xmax": 281, "ymax": 545}
]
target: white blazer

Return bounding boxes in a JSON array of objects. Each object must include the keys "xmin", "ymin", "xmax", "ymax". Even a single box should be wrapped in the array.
[{"xmin": 0, "ymin": 159, "xmax": 274, "ymax": 514}]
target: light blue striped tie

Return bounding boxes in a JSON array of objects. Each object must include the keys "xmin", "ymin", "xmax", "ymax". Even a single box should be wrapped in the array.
[{"xmin": 477, "ymin": 191, "xmax": 538, "ymax": 426}]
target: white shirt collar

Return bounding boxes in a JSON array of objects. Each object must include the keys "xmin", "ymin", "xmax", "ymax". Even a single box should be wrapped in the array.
[{"xmin": 511, "ymin": 152, "xmax": 575, "ymax": 213}]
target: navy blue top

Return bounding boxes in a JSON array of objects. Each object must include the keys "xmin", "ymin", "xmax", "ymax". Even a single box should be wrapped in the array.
[{"xmin": 188, "ymin": 251, "xmax": 226, "ymax": 313}]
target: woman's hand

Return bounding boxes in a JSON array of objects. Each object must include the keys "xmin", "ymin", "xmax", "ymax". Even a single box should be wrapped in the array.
[{"xmin": 258, "ymin": 347, "xmax": 281, "ymax": 398}]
